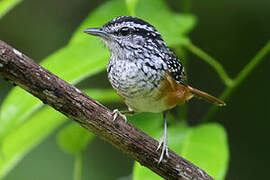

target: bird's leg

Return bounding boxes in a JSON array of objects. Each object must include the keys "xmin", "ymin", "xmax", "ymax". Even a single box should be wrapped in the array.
[
  {"xmin": 156, "ymin": 111, "xmax": 169, "ymax": 163},
  {"xmin": 120, "ymin": 108, "xmax": 135, "ymax": 115},
  {"xmin": 112, "ymin": 107, "xmax": 135, "ymax": 122}
]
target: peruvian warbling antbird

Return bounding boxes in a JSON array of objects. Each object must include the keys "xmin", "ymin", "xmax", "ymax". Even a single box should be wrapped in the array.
[{"xmin": 83, "ymin": 16, "xmax": 225, "ymax": 163}]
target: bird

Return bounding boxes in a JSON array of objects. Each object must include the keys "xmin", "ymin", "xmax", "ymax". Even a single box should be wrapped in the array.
[{"xmin": 83, "ymin": 16, "xmax": 225, "ymax": 163}]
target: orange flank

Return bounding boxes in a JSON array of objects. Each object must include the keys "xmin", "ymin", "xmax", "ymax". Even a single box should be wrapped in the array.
[
  {"xmin": 155, "ymin": 73, "xmax": 193, "ymax": 108},
  {"xmin": 156, "ymin": 72, "xmax": 226, "ymax": 108}
]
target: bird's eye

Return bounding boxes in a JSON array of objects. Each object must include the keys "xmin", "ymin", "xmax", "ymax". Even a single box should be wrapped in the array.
[{"xmin": 119, "ymin": 27, "xmax": 130, "ymax": 36}]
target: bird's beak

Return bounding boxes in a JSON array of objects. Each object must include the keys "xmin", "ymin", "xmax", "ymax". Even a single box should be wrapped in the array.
[{"xmin": 83, "ymin": 28, "xmax": 109, "ymax": 38}]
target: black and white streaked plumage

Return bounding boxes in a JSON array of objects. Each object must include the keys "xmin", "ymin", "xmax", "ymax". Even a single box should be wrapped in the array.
[
  {"xmin": 83, "ymin": 16, "xmax": 225, "ymax": 163},
  {"xmin": 103, "ymin": 16, "xmax": 187, "ymax": 84}
]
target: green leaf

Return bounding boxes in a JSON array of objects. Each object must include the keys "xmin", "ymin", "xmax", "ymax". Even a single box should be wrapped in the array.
[
  {"xmin": 0, "ymin": 0, "xmax": 21, "ymax": 19},
  {"xmin": 133, "ymin": 123, "xmax": 229, "ymax": 180},
  {"xmin": 125, "ymin": 0, "xmax": 138, "ymax": 16},
  {"xmin": 83, "ymin": 89, "xmax": 120, "ymax": 103},
  {"xmin": 0, "ymin": 88, "xmax": 119, "ymax": 178},
  {"xmin": 57, "ymin": 122, "xmax": 94, "ymax": 154},
  {"xmin": 135, "ymin": 0, "xmax": 196, "ymax": 46},
  {"xmin": 0, "ymin": 106, "xmax": 66, "ymax": 178},
  {"xmin": 128, "ymin": 113, "xmax": 163, "ymax": 136},
  {"xmin": 0, "ymin": 88, "xmax": 41, "ymax": 137}
]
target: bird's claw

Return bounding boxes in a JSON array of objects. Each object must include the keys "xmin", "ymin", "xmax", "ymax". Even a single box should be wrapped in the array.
[
  {"xmin": 156, "ymin": 136, "xmax": 169, "ymax": 164},
  {"xmin": 112, "ymin": 109, "xmax": 127, "ymax": 122}
]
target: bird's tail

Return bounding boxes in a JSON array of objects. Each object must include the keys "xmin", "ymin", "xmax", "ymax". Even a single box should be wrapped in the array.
[{"xmin": 187, "ymin": 86, "xmax": 226, "ymax": 106}]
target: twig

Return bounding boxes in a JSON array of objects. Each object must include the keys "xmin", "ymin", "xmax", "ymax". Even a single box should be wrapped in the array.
[
  {"xmin": 185, "ymin": 41, "xmax": 233, "ymax": 87},
  {"xmin": 0, "ymin": 40, "xmax": 214, "ymax": 180},
  {"xmin": 74, "ymin": 152, "xmax": 83, "ymax": 180},
  {"xmin": 202, "ymin": 40, "xmax": 270, "ymax": 122}
]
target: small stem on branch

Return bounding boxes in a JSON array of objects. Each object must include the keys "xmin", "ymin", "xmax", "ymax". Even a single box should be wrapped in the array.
[
  {"xmin": 203, "ymin": 41, "xmax": 270, "ymax": 122},
  {"xmin": 74, "ymin": 152, "xmax": 83, "ymax": 180},
  {"xmin": 185, "ymin": 42, "xmax": 233, "ymax": 87}
]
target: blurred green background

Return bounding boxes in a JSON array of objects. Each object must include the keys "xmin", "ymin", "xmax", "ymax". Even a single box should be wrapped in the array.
[{"xmin": 0, "ymin": 0, "xmax": 269, "ymax": 179}]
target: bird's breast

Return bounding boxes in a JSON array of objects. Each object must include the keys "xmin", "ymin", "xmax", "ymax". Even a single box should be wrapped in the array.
[{"xmin": 107, "ymin": 57, "xmax": 172, "ymax": 112}]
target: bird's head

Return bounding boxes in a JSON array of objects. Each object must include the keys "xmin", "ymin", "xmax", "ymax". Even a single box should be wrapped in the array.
[{"xmin": 83, "ymin": 16, "xmax": 166, "ymax": 58}]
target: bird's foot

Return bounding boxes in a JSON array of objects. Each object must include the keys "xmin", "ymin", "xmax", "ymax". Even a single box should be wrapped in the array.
[
  {"xmin": 156, "ymin": 136, "xmax": 170, "ymax": 164},
  {"xmin": 112, "ymin": 109, "xmax": 127, "ymax": 122}
]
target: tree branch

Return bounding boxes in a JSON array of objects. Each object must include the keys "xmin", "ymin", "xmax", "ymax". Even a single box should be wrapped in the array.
[{"xmin": 0, "ymin": 40, "xmax": 214, "ymax": 180}]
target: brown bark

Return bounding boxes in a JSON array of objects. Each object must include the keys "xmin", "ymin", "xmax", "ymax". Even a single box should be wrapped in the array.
[{"xmin": 0, "ymin": 40, "xmax": 214, "ymax": 180}]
